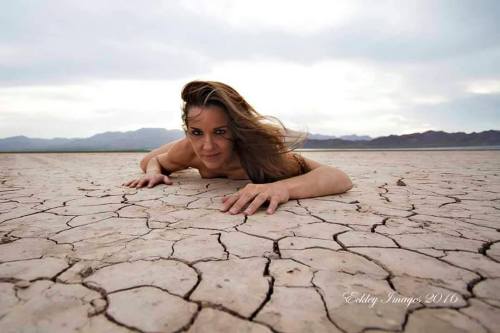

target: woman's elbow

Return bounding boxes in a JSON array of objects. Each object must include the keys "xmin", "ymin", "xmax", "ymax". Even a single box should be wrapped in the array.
[
  {"xmin": 343, "ymin": 177, "xmax": 354, "ymax": 193},
  {"xmin": 336, "ymin": 171, "xmax": 353, "ymax": 194}
]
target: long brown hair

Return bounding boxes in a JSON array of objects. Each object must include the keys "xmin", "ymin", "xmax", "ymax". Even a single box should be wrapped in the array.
[{"xmin": 181, "ymin": 80, "xmax": 306, "ymax": 183}]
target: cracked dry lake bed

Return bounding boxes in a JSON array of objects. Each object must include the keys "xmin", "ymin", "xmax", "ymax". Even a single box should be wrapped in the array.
[{"xmin": 0, "ymin": 151, "xmax": 499, "ymax": 333}]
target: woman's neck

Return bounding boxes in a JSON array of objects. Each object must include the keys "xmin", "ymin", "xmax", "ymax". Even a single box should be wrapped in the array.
[{"xmin": 220, "ymin": 150, "xmax": 242, "ymax": 173}]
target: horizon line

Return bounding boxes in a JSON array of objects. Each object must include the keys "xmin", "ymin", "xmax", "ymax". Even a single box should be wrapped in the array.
[{"xmin": 1, "ymin": 127, "xmax": 499, "ymax": 141}]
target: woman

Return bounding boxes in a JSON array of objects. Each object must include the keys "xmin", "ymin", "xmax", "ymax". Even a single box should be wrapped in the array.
[{"xmin": 123, "ymin": 80, "xmax": 353, "ymax": 215}]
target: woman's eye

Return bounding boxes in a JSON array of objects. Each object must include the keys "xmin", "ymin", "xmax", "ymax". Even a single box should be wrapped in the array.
[
  {"xmin": 190, "ymin": 130, "xmax": 202, "ymax": 136},
  {"xmin": 215, "ymin": 129, "xmax": 226, "ymax": 135}
]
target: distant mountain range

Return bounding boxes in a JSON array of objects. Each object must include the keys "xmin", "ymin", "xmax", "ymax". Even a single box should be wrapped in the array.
[
  {"xmin": 303, "ymin": 130, "xmax": 500, "ymax": 149},
  {"xmin": 0, "ymin": 128, "xmax": 499, "ymax": 152},
  {"xmin": 307, "ymin": 133, "xmax": 372, "ymax": 141},
  {"xmin": 0, "ymin": 128, "xmax": 184, "ymax": 152}
]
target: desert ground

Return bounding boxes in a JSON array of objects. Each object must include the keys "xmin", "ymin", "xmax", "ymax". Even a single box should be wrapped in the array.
[{"xmin": 0, "ymin": 151, "xmax": 499, "ymax": 333}]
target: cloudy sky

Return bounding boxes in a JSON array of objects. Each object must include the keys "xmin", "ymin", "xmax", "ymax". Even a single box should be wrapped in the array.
[{"xmin": 1, "ymin": 0, "xmax": 499, "ymax": 139}]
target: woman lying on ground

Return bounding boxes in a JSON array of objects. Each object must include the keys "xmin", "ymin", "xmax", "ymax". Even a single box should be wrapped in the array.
[{"xmin": 123, "ymin": 80, "xmax": 353, "ymax": 215}]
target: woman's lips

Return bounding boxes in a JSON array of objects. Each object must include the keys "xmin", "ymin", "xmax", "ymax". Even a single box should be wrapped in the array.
[{"xmin": 203, "ymin": 153, "xmax": 220, "ymax": 159}]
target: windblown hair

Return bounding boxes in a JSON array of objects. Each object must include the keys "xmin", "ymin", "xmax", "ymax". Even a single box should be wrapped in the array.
[{"xmin": 181, "ymin": 80, "xmax": 307, "ymax": 183}]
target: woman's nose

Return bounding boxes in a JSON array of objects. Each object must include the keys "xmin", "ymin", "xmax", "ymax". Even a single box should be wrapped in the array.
[{"xmin": 202, "ymin": 135, "xmax": 215, "ymax": 150}]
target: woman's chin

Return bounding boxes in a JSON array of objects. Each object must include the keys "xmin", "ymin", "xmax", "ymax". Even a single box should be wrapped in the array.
[{"xmin": 203, "ymin": 159, "xmax": 223, "ymax": 169}]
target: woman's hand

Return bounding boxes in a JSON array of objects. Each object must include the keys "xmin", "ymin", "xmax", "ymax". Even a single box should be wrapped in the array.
[
  {"xmin": 122, "ymin": 174, "xmax": 173, "ymax": 189},
  {"xmin": 220, "ymin": 182, "xmax": 290, "ymax": 215}
]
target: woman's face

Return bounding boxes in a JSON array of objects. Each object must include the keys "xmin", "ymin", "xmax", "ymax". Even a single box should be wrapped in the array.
[{"xmin": 186, "ymin": 105, "xmax": 235, "ymax": 170}]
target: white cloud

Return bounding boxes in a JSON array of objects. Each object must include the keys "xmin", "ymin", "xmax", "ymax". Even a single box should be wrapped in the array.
[
  {"xmin": 180, "ymin": 0, "xmax": 360, "ymax": 35},
  {"xmin": 308, "ymin": 113, "xmax": 435, "ymax": 137},
  {"xmin": 411, "ymin": 96, "xmax": 448, "ymax": 105},
  {"xmin": 195, "ymin": 59, "xmax": 433, "ymax": 135},
  {"xmin": 13, "ymin": 52, "xmax": 500, "ymax": 142},
  {"xmin": 0, "ymin": 58, "xmax": 462, "ymax": 138},
  {"xmin": 465, "ymin": 79, "xmax": 500, "ymax": 95},
  {"xmin": 1, "ymin": 1, "xmax": 498, "ymax": 139},
  {"xmin": 0, "ymin": 80, "xmax": 187, "ymax": 138}
]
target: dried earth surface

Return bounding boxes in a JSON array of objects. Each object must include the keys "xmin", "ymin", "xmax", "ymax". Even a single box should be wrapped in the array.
[{"xmin": 0, "ymin": 151, "xmax": 499, "ymax": 333}]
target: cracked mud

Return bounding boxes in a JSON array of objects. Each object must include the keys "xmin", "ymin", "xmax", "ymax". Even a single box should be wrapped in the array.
[{"xmin": 0, "ymin": 151, "xmax": 499, "ymax": 333}]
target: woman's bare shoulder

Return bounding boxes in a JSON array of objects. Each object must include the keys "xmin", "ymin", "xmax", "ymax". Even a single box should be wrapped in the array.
[
  {"xmin": 167, "ymin": 137, "xmax": 196, "ymax": 166},
  {"xmin": 154, "ymin": 137, "xmax": 197, "ymax": 173}
]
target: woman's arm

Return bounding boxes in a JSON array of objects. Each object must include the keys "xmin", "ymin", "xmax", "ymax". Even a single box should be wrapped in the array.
[
  {"xmin": 123, "ymin": 156, "xmax": 174, "ymax": 188},
  {"xmin": 221, "ymin": 154, "xmax": 353, "ymax": 215},
  {"xmin": 140, "ymin": 138, "xmax": 184, "ymax": 173},
  {"xmin": 124, "ymin": 138, "xmax": 195, "ymax": 188},
  {"xmin": 275, "ymin": 156, "xmax": 353, "ymax": 199}
]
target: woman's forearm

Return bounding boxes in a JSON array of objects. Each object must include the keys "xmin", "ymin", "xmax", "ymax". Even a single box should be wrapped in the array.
[
  {"xmin": 276, "ymin": 166, "xmax": 353, "ymax": 199},
  {"xmin": 145, "ymin": 157, "xmax": 162, "ymax": 175}
]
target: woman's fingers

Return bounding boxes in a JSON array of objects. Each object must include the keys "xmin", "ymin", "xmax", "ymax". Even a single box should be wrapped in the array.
[
  {"xmin": 123, "ymin": 175, "xmax": 172, "ymax": 189},
  {"xmin": 228, "ymin": 192, "xmax": 258, "ymax": 214},
  {"xmin": 220, "ymin": 194, "xmax": 239, "ymax": 212},
  {"xmin": 163, "ymin": 175, "xmax": 173, "ymax": 185},
  {"xmin": 148, "ymin": 176, "xmax": 172, "ymax": 187},
  {"xmin": 136, "ymin": 178, "xmax": 149, "ymax": 188},
  {"xmin": 267, "ymin": 196, "xmax": 280, "ymax": 214},
  {"xmin": 243, "ymin": 193, "xmax": 269, "ymax": 215},
  {"xmin": 125, "ymin": 179, "xmax": 138, "ymax": 187}
]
